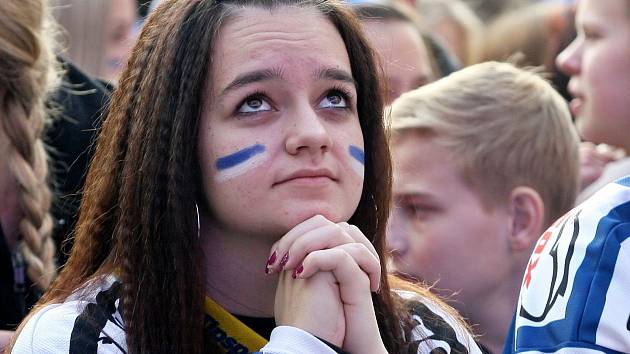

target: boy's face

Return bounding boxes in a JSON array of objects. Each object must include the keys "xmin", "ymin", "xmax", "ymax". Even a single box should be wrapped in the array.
[
  {"xmin": 556, "ymin": 0, "xmax": 630, "ymax": 151},
  {"xmin": 388, "ymin": 132, "xmax": 513, "ymax": 312}
]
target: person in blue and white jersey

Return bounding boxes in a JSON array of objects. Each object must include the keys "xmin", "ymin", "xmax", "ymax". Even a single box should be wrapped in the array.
[{"xmin": 505, "ymin": 0, "xmax": 630, "ymax": 352}]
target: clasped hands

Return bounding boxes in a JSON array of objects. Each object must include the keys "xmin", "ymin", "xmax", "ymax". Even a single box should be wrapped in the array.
[{"xmin": 266, "ymin": 215, "xmax": 387, "ymax": 354}]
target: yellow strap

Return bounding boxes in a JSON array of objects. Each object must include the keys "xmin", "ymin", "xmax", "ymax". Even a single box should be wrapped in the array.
[{"xmin": 204, "ymin": 296, "xmax": 269, "ymax": 353}]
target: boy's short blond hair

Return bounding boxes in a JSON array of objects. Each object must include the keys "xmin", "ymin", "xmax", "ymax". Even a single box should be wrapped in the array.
[{"xmin": 391, "ymin": 61, "xmax": 580, "ymax": 225}]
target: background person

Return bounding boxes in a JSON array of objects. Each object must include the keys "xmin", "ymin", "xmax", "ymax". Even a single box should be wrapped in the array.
[
  {"xmin": 352, "ymin": 1, "xmax": 438, "ymax": 104},
  {"xmin": 0, "ymin": 0, "xmax": 59, "ymax": 347},
  {"xmin": 504, "ymin": 0, "xmax": 630, "ymax": 352},
  {"xmin": 387, "ymin": 61, "xmax": 580, "ymax": 353},
  {"xmin": 51, "ymin": 0, "xmax": 138, "ymax": 83}
]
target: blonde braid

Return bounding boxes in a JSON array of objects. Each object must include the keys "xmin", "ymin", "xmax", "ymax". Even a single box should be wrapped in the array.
[{"xmin": 0, "ymin": 0, "xmax": 60, "ymax": 291}]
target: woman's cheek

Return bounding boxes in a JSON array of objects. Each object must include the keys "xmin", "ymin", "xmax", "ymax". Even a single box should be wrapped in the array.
[
  {"xmin": 213, "ymin": 143, "xmax": 269, "ymax": 183},
  {"xmin": 348, "ymin": 144, "xmax": 365, "ymax": 181}
]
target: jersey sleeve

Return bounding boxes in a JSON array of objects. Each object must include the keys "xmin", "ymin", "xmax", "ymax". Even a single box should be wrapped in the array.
[
  {"xmin": 12, "ymin": 277, "xmax": 127, "ymax": 354},
  {"xmin": 259, "ymin": 326, "xmax": 338, "ymax": 354},
  {"xmin": 397, "ymin": 290, "xmax": 485, "ymax": 354}
]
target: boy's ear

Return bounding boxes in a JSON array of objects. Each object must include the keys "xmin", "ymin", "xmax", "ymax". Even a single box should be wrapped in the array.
[{"xmin": 508, "ymin": 186, "xmax": 545, "ymax": 253}]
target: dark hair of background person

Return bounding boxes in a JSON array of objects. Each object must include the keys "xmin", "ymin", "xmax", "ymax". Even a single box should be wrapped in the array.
[
  {"xmin": 46, "ymin": 58, "xmax": 111, "ymax": 266},
  {"xmin": 136, "ymin": 0, "xmax": 152, "ymax": 17},
  {"xmin": 21, "ymin": 1, "xmax": 410, "ymax": 353}
]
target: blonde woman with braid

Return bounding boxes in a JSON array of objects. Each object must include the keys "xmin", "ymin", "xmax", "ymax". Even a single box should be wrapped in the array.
[{"xmin": 0, "ymin": 0, "xmax": 59, "ymax": 345}]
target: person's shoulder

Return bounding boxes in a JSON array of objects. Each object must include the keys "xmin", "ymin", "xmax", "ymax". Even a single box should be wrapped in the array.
[
  {"xmin": 578, "ymin": 159, "xmax": 630, "ymax": 203},
  {"xmin": 507, "ymin": 178, "xmax": 630, "ymax": 353},
  {"xmin": 12, "ymin": 275, "xmax": 127, "ymax": 354},
  {"xmin": 12, "ymin": 301, "xmax": 82, "ymax": 353},
  {"xmin": 395, "ymin": 290, "xmax": 485, "ymax": 354}
]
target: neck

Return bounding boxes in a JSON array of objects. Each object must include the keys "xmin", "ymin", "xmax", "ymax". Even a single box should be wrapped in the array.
[
  {"xmin": 456, "ymin": 275, "xmax": 521, "ymax": 354},
  {"xmin": 200, "ymin": 216, "xmax": 277, "ymax": 318}
]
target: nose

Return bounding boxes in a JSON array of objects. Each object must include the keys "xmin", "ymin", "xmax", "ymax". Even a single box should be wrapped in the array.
[
  {"xmin": 285, "ymin": 102, "xmax": 333, "ymax": 159},
  {"xmin": 556, "ymin": 37, "xmax": 582, "ymax": 77},
  {"xmin": 386, "ymin": 209, "xmax": 409, "ymax": 257}
]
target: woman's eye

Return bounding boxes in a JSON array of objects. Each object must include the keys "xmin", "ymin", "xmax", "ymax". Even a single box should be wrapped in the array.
[
  {"xmin": 237, "ymin": 95, "xmax": 272, "ymax": 114},
  {"xmin": 319, "ymin": 90, "xmax": 348, "ymax": 109}
]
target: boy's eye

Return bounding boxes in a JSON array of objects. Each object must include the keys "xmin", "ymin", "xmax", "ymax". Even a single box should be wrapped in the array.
[
  {"xmin": 405, "ymin": 204, "xmax": 430, "ymax": 220},
  {"xmin": 583, "ymin": 30, "xmax": 600, "ymax": 41},
  {"xmin": 319, "ymin": 90, "xmax": 348, "ymax": 109},
  {"xmin": 396, "ymin": 197, "xmax": 437, "ymax": 221},
  {"xmin": 238, "ymin": 95, "xmax": 272, "ymax": 114}
]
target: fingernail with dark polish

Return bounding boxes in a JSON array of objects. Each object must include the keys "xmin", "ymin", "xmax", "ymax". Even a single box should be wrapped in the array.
[
  {"xmin": 279, "ymin": 252, "xmax": 289, "ymax": 270},
  {"xmin": 265, "ymin": 251, "xmax": 277, "ymax": 274},
  {"xmin": 267, "ymin": 251, "xmax": 277, "ymax": 266},
  {"xmin": 292, "ymin": 264, "xmax": 304, "ymax": 279}
]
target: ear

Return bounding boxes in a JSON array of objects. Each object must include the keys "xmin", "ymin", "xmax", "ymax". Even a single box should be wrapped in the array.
[{"xmin": 508, "ymin": 186, "xmax": 545, "ymax": 253}]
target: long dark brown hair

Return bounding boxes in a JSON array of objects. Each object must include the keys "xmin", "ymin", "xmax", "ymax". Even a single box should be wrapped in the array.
[{"xmin": 20, "ymin": 0, "xmax": 403, "ymax": 353}]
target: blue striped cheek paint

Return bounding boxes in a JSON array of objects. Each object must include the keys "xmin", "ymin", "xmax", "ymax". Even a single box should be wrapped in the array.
[
  {"xmin": 349, "ymin": 145, "xmax": 365, "ymax": 179},
  {"xmin": 215, "ymin": 144, "xmax": 268, "ymax": 182}
]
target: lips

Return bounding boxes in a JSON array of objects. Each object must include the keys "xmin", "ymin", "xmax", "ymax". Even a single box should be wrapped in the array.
[
  {"xmin": 569, "ymin": 97, "xmax": 583, "ymax": 117},
  {"xmin": 567, "ymin": 80, "xmax": 584, "ymax": 118},
  {"xmin": 274, "ymin": 168, "xmax": 336, "ymax": 186}
]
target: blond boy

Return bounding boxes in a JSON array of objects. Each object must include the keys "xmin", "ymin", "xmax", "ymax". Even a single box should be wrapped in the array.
[{"xmin": 387, "ymin": 61, "xmax": 580, "ymax": 353}]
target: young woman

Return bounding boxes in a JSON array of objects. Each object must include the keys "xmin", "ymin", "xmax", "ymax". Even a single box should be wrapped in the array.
[{"xmin": 12, "ymin": 1, "xmax": 483, "ymax": 353}]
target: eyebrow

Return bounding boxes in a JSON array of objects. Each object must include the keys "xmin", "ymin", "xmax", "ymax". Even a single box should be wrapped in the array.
[
  {"xmin": 316, "ymin": 67, "xmax": 357, "ymax": 87},
  {"xmin": 221, "ymin": 67, "xmax": 285, "ymax": 96},
  {"xmin": 221, "ymin": 66, "xmax": 357, "ymax": 97},
  {"xmin": 394, "ymin": 191, "xmax": 438, "ymax": 204}
]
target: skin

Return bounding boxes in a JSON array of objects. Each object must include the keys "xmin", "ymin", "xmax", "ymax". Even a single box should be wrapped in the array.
[
  {"xmin": 388, "ymin": 132, "xmax": 534, "ymax": 353},
  {"xmin": 433, "ymin": 19, "xmax": 467, "ymax": 66},
  {"xmin": 0, "ymin": 330, "xmax": 13, "ymax": 351},
  {"xmin": 197, "ymin": 7, "xmax": 384, "ymax": 352},
  {"xmin": 362, "ymin": 20, "xmax": 435, "ymax": 104},
  {"xmin": 102, "ymin": 0, "xmax": 137, "ymax": 82},
  {"xmin": 556, "ymin": 0, "xmax": 630, "ymax": 151}
]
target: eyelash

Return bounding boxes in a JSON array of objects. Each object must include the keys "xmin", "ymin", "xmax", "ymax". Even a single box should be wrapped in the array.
[
  {"xmin": 326, "ymin": 85, "xmax": 354, "ymax": 110},
  {"xmin": 234, "ymin": 86, "xmax": 355, "ymax": 117},
  {"xmin": 397, "ymin": 198, "xmax": 435, "ymax": 220},
  {"xmin": 233, "ymin": 91, "xmax": 266, "ymax": 118}
]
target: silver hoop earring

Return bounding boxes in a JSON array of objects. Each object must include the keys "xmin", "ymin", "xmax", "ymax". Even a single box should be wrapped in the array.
[{"xmin": 195, "ymin": 202, "xmax": 201, "ymax": 238}]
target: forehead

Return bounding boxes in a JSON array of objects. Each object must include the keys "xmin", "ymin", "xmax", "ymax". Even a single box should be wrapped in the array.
[
  {"xmin": 577, "ymin": 0, "xmax": 630, "ymax": 24},
  {"xmin": 211, "ymin": 6, "xmax": 352, "ymax": 90},
  {"xmin": 393, "ymin": 131, "xmax": 456, "ymax": 178},
  {"xmin": 363, "ymin": 20, "xmax": 423, "ymax": 49},
  {"xmin": 362, "ymin": 20, "xmax": 432, "ymax": 76}
]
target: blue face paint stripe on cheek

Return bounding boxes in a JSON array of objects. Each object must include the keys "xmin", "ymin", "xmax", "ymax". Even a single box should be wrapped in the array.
[
  {"xmin": 349, "ymin": 145, "xmax": 365, "ymax": 165},
  {"xmin": 216, "ymin": 144, "xmax": 266, "ymax": 170}
]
